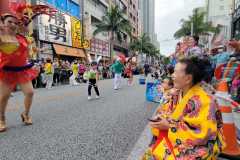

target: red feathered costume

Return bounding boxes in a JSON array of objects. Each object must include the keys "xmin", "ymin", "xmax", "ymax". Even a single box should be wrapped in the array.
[
  {"xmin": 0, "ymin": 0, "xmax": 56, "ymax": 89},
  {"xmin": 0, "ymin": 35, "xmax": 38, "ymax": 89}
]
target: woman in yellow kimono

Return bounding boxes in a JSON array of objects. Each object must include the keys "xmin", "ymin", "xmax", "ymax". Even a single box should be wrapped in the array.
[{"xmin": 143, "ymin": 57, "xmax": 225, "ymax": 160}]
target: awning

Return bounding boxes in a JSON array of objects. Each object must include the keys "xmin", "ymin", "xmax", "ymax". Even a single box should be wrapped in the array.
[{"xmin": 53, "ymin": 44, "xmax": 86, "ymax": 58}]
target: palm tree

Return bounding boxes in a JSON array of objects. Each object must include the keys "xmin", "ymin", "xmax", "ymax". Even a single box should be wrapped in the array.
[
  {"xmin": 174, "ymin": 8, "xmax": 219, "ymax": 39},
  {"xmin": 93, "ymin": 6, "xmax": 132, "ymax": 58},
  {"xmin": 129, "ymin": 33, "xmax": 152, "ymax": 55},
  {"xmin": 129, "ymin": 33, "xmax": 160, "ymax": 63},
  {"xmin": 148, "ymin": 45, "xmax": 160, "ymax": 57}
]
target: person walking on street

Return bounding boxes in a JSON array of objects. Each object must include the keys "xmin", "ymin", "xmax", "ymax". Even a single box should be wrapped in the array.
[
  {"xmin": 53, "ymin": 58, "xmax": 60, "ymax": 86},
  {"xmin": 110, "ymin": 58, "xmax": 125, "ymax": 90},
  {"xmin": 44, "ymin": 58, "xmax": 54, "ymax": 89},
  {"xmin": 87, "ymin": 62, "xmax": 100, "ymax": 100},
  {"xmin": 144, "ymin": 63, "xmax": 151, "ymax": 77},
  {"xmin": 70, "ymin": 60, "xmax": 79, "ymax": 85},
  {"xmin": 125, "ymin": 62, "xmax": 133, "ymax": 86},
  {"xmin": 79, "ymin": 62, "xmax": 86, "ymax": 83}
]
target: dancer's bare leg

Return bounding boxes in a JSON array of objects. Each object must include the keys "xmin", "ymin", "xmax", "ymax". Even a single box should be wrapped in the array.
[
  {"xmin": 19, "ymin": 82, "xmax": 34, "ymax": 125},
  {"xmin": 0, "ymin": 81, "xmax": 12, "ymax": 131}
]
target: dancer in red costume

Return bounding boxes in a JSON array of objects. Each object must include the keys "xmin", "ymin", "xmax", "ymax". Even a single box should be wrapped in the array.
[{"xmin": 0, "ymin": 0, "xmax": 56, "ymax": 132}]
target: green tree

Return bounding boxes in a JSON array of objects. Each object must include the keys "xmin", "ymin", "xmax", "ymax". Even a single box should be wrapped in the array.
[
  {"xmin": 148, "ymin": 45, "xmax": 160, "ymax": 57},
  {"xmin": 174, "ymin": 8, "xmax": 219, "ymax": 39},
  {"xmin": 129, "ymin": 33, "xmax": 153, "ymax": 55},
  {"xmin": 93, "ymin": 6, "xmax": 132, "ymax": 58},
  {"xmin": 129, "ymin": 33, "xmax": 160, "ymax": 63}
]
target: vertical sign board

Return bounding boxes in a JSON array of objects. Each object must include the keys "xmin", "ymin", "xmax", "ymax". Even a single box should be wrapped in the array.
[
  {"xmin": 71, "ymin": 17, "xmax": 82, "ymax": 48},
  {"xmin": 38, "ymin": 12, "xmax": 72, "ymax": 46}
]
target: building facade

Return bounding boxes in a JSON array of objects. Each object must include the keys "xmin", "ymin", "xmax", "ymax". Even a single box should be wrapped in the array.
[
  {"xmin": 206, "ymin": 0, "xmax": 234, "ymax": 40},
  {"xmin": 109, "ymin": 0, "xmax": 141, "ymax": 57},
  {"xmin": 84, "ymin": 0, "xmax": 111, "ymax": 62},
  {"xmin": 138, "ymin": 0, "xmax": 159, "ymax": 49},
  {"xmin": 127, "ymin": 0, "xmax": 139, "ymax": 38},
  {"xmin": 232, "ymin": 0, "xmax": 240, "ymax": 39},
  {"xmin": 32, "ymin": 0, "xmax": 87, "ymax": 61}
]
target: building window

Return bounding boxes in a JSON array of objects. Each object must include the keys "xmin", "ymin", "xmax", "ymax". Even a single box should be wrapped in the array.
[
  {"xmin": 133, "ymin": 4, "xmax": 135, "ymax": 9},
  {"xmin": 219, "ymin": 5, "xmax": 224, "ymax": 10}
]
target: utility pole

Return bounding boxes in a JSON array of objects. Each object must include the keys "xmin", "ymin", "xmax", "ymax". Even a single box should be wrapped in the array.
[
  {"xmin": 231, "ymin": 0, "xmax": 235, "ymax": 39},
  {"xmin": 191, "ymin": 22, "xmax": 194, "ymax": 36},
  {"xmin": 81, "ymin": 0, "xmax": 84, "ymax": 44}
]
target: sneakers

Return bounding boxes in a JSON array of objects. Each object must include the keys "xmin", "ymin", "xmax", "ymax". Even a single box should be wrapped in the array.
[{"xmin": 88, "ymin": 96, "xmax": 100, "ymax": 100}]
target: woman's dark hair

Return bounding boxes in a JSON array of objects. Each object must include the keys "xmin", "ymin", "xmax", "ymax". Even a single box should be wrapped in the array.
[
  {"xmin": 167, "ymin": 65, "xmax": 174, "ymax": 75},
  {"xmin": 165, "ymin": 77, "xmax": 174, "ymax": 87},
  {"xmin": 179, "ymin": 57, "xmax": 212, "ymax": 84},
  {"xmin": 193, "ymin": 35, "xmax": 199, "ymax": 45},
  {"xmin": 91, "ymin": 61, "xmax": 97, "ymax": 66}
]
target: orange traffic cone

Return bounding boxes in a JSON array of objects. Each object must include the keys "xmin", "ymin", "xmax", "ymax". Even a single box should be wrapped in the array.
[{"xmin": 216, "ymin": 80, "xmax": 240, "ymax": 159}]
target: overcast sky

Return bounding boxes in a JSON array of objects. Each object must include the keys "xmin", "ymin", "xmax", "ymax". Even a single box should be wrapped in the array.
[{"xmin": 155, "ymin": 0, "xmax": 205, "ymax": 56}]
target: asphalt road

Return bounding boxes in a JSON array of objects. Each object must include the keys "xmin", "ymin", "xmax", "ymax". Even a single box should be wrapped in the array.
[{"xmin": 0, "ymin": 78, "xmax": 157, "ymax": 160}]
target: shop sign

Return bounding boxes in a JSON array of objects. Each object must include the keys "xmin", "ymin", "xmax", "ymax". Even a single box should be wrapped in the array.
[
  {"xmin": 90, "ymin": 38, "xmax": 110, "ymax": 57},
  {"xmin": 71, "ymin": 17, "xmax": 89, "ymax": 49},
  {"xmin": 38, "ymin": 11, "xmax": 72, "ymax": 46},
  {"xmin": 71, "ymin": 17, "xmax": 82, "ymax": 48}
]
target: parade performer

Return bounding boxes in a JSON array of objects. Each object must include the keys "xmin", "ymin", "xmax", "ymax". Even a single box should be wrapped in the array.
[
  {"xmin": 87, "ymin": 62, "xmax": 100, "ymax": 100},
  {"xmin": 44, "ymin": 58, "xmax": 54, "ymax": 89},
  {"xmin": 70, "ymin": 61, "xmax": 79, "ymax": 86},
  {"xmin": 0, "ymin": 0, "xmax": 56, "ymax": 132},
  {"xmin": 142, "ymin": 57, "xmax": 225, "ymax": 160},
  {"xmin": 124, "ymin": 62, "xmax": 133, "ymax": 86},
  {"xmin": 110, "ymin": 55, "xmax": 125, "ymax": 90}
]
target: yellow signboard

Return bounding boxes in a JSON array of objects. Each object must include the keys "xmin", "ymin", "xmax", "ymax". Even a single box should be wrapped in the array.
[
  {"xmin": 71, "ymin": 17, "xmax": 82, "ymax": 48},
  {"xmin": 71, "ymin": 17, "xmax": 90, "ymax": 49}
]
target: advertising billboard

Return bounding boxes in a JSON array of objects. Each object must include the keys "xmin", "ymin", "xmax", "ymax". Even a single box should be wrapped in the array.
[
  {"xmin": 38, "ymin": 11, "xmax": 72, "ymax": 46},
  {"xmin": 71, "ymin": 17, "xmax": 82, "ymax": 48}
]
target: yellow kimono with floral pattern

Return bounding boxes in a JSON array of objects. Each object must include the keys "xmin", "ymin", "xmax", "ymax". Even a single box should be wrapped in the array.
[{"xmin": 146, "ymin": 84, "xmax": 225, "ymax": 160}]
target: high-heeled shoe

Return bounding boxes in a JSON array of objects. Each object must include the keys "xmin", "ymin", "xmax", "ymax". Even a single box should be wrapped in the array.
[
  {"xmin": 0, "ymin": 120, "xmax": 7, "ymax": 132},
  {"xmin": 21, "ymin": 113, "xmax": 33, "ymax": 125}
]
